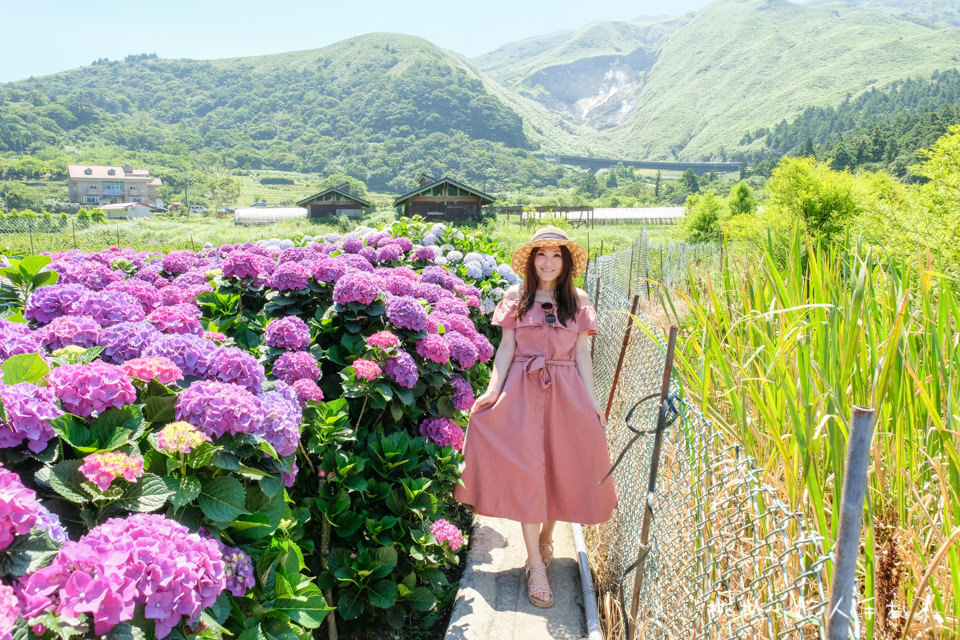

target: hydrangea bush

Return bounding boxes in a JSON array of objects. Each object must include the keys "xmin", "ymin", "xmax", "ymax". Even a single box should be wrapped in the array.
[{"xmin": 0, "ymin": 219, "xmax": 515, "ymax": 637}]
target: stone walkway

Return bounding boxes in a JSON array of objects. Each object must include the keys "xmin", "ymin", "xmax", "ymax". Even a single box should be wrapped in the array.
[{"xmin": 445, "ymin": 515, "xmax": 587, "ymax": 640}]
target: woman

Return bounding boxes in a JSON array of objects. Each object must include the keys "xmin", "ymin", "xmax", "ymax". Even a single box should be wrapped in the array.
[{"xmin": 454, "ymin": 225, "xmax": 617, "ymax": 608}]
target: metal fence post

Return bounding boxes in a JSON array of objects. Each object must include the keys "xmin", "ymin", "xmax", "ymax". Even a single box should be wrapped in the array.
[
  {"xmin": 72, "ymin": 219, "xmax": 77, "ymax": 249},
  {"xmin": 605, "ymin": 295, "xmax": 640, "ymax": 421},
  {"xmin": 591, "ymin": 277, "xmax": 601, "ymax": 360},
  {"xmin": 627, "ymin": 325, "xmax": 678, "ymax": 640},
  {"xmin": 28, "ymin": 218, "xmax": 34, "ymax": 254},
  {"xmin": 827, "ymin": 406, "xmax": 876, "ymax": 640}
]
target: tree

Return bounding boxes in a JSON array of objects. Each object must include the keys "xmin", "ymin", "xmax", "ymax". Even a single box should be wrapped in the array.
[
  {"xmin": 766, "ymin": 156, "xmax": 859, "ymax": 244},
  {"xmin": 798, "ymin": 137, "xmax": 816, "ymax": 158},
  {"xmin": 679, "ymin": 169, "xmax": 700, "ymax": 194},
  {"xmin": 654, "ymin": 171, "xmax": 662, "ymax": 203},
  {"xmin": 829, "ymin": 140, "xmax": 854, "ymax": 171},
  {"xmin": 727, "ymin": 181, "xmax": 758, "ymax": 216},
  {"xmin": 606, "ymin": 171, "xmax": 618, "ymax": 189},
  {"xmin": 575, "ymin": 171, "xmax": 600, "ymax": 198},
  {"xmin": 682, "ymin": 191, "xmax": 726, "ymax": 243}
]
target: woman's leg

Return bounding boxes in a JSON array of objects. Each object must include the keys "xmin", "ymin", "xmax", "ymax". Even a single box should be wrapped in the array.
[
  {"xmin": 539, "ymin": 520, "xmax": 556, "ymax": 545},
  {"xmin": 521, "ymin": 521, "xmax": 552, "ymax": 605}
]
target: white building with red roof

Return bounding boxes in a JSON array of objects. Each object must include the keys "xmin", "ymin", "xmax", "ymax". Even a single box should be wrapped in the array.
[{"xmin": 67, "ymin": 163, "xmax": 162, "ymax": 206}]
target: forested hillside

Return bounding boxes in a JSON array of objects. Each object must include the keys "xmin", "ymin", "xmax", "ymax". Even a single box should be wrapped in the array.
[{"xmin": 0, "ymin": 34, "xmax": 562, "ymax": 192}]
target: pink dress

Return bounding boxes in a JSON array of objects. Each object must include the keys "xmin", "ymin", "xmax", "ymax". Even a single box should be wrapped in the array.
[{"xmin": 454, "ymin": 297, "xmax": 617, "ymax": 524}]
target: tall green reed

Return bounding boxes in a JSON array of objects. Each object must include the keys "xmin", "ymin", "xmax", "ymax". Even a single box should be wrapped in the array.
[{"xmin": 660, "ymin": 231, "xmax": 960, "ymax": 638}]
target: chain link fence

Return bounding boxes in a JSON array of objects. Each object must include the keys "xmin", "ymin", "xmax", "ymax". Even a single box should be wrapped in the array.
[{"xmin": 585, "ymin": 238, "xmax": 835, "ymax": 640}]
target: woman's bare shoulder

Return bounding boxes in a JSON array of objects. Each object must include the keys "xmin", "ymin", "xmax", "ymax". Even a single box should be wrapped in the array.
[
  {"xmin": 575, "ymin": 287, "xmax": 590, "ymax": 305},
  {"xmin": 504, "ymin": 285, "xmax": 522, "ymax": 300}
]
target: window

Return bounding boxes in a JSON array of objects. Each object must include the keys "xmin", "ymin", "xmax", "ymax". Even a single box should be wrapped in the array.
[
  {"xmin": 129, "ymin": 186, "xmax": 138, "ymax": 192},
  {"xmin": 84, "ymin": 168, "xmax": 92, "ymax": 175},
  {"xmin": 130, "ymin": 197, "xmax": 143, "ymax": 203},
  {"xmin": 83, "ymin": 195, "xmax": 99, "ymax": 203},
  {"xmin": 107, "ymin": 169, "xmax": 116, "ymax": 175},
  {"xmin": 426, "ymin": 186, "xmax": 443, "ymax": 197},
  {"xmin": 89, "ymin": 185, "xmax": 98, "ymax": 190}
]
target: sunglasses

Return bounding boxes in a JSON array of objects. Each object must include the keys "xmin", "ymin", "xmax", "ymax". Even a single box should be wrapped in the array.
[{"xmin": 541, "ymin": 302, "xmax": 557, "ymax": 326}]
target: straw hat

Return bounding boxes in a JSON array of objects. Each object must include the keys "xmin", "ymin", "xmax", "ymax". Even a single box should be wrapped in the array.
[{"xmin": 511, "ymin": 225, "xmax": 588, "ymax": 279}]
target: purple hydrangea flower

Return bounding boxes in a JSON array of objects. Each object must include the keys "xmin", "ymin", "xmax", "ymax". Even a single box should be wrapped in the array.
[
  {"xmin": 413, "ymin": 246, "xmax": 437, "ymax": 261},
  {"xmin": 105, "ymin": 279, "xmax": 161, "ymax": 312},
  {"xmin": 412, "ymin": 282, "xmax": 445, "ymax": 303},
  {"xmin": 161, "ymin": 250, "xmax": 199, "ymax": 275},
  {"xmin": 222, "ymin": 250, "xmax": 275, "ymax": 283},
  {"xmin": 212, "ymin": 347, "xmax": 266, "ymax": 393},
  {"xmin": 98, "ymin": 321, "xmax": 161, "ymax": 364},
  {"xmin": 219, "ymin": 544, "xmax": 256, "ymax": 597},
  {"xmin": 473, "ymin": 333, "xmax": 494, "ymax": 362},
  {"xmin": 433, "ymin": 297, "xmax": 470, "ymax": 317},
  {"xmin": 52, "ymin": 260, "xmax": 120, "ymax": 290},
  {"xmin": 78, "ymin": 290, "xmax": 146, "ymax": 326},
  {"xmin": 40, "ymin": 315, "xmax": 100, "ymax": 350},
  {"xmin": 0, "ymin": 464, "xmax": 41, "ymax": 550},
  {"xmin": 47, "ymin": 361, "xmax": 137, "ymax": 418},
  {"xmin": 358, "ymin": 246, "xmax": 378, "ymax": 263},
  {"xmin": 376, "ymin": 244, "xmax": 402, "ymax": 262},
  {"xmin": 257, "ymin": 391, "xmax": 302, "ymax": 457},
  {"xmin": 383, "ymin": 274, "xmax": 415, "ymax": 297},
  {"xmin": 310, "ymin": 257, "xmax": 349, "ymax": 284},
  {"xmin": 342, "ymin": 237, "xmax": 363, "ymax": 253},
  {"xmin": 416, "ymin": 334, "xmax": 451, "ymax": 364},
  {"xmin": 278, "ymin": 246, "xmax": 313, "ymax": 264},
  {"xmin": 419, "ymin": 417, "xmax": 464, "ymax": 451},
  {"xmin": 158, "ymin": 286, "xmax": 188, "ymax": 306},
  {"xmin": 33, "ymin": 504, "xmax": 68, "ymax": 543},
  {"xmin": 383, "ymin": 349, "xmax": 418, "ymax": 389},
  {"xmin": 141, "ymin": 333, "xmax": 219, "ymax": 378},
  {"xmin": 450, "ymin": 375, "xmax": 475, "ymax": 411},
  {"xmin": 421, "ymin": 266, "xmax": 461, "ymax": 290},
  {"xmin": 394, "ymin": 237, "xmax": 413, "ymax": 252},
  {"xmin": 271, "ymin": 261, "xmax": 311, "ymax": 291},
  {"xmin": 333, "ymin": 271, "xmax": 383, "ymax": 306},
  {"xmin": 24, "ymin": 284, "xmax": 90, "ymax": 324},
  {"xmin": 265, "ymin": 316, "xmax": 311, "ymax": 351},
  {"xmin": 0, "ymin": 320, "xmax": 44, "ymax": 360},
  {"xmin": 147, "ymin": 305, "xmax": 204, "ymax": 336},
  {"xmin": 17, "ymin": 513, "xmax": 225, "ymax": 638},
  {"xmin": 431, "ymin": 312, "xmax": 477, "ymax": 337},
  {"xmin": 386, "ymin": 295, "xmax": 428, "ymax": 331},
  {"xmin": 338, "ymin": 253, "xmax": 375, "ymax": 272},
  {"xmin": 443, "ymin": 331, "xmax": 479, "ymax": 369},
  {"xmin": 0, "ymin": 383, "xmax": 63, "ymax": 453},
  {"xmin": 175, "ymin": 380, "xmax": 264, "ymax": 439},
  {"xmin": 272, "ymin": 351, "xmax": 321, "ymax": 385},
  {"xmin": 290, "ymin": 379, "xmax": 324, "ymax": 406}
]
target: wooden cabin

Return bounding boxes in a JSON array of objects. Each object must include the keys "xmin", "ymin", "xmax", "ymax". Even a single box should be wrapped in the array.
[
  {"xmin": 393, "ymin": 175, "xmax": 494, "ymax": 222},
  {"xmin": 296, "ymin": 183, "xmax": 372, "ymax": 219}
]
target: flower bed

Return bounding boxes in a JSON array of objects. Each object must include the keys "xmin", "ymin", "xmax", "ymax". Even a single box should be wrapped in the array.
[{"xmin": 0, "ymin": 219, "xmax": 518, "ymax": 639}]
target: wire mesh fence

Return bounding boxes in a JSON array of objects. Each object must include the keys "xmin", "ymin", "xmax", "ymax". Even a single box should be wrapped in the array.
[{"xmin": 586, "ymin": 239, "xmax": 834, "ymax": 640}]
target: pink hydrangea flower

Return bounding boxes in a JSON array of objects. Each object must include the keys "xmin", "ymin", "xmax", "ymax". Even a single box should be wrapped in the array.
[
  {"xmin": 175, "ymin": 380, "xmax": 264, "ymax": 439},
  {"xmin": 156, "ymin": 421, "xmax": 211, "ymax": 454},
  {"xmin": 80, "ymin": 452, "xmax": 144, "ymax": 492},
  {"xmin": 290, "ymin": 379, "xmax": 324, "ymax": 406},
  {"xmin": 265, "ymin": 316, "xmax": 311, "ymax": 351},
  {"xmin": 353, "ymin": 358, "xmax": 382, "ymax": 381},
  {"xmin": 147, "ymin": 305, "xmax": 204, "ymax": 336},
  {"xmin": 120, "ymin": 356, "xmax": 183, "ymax": 385},
  {"xmin": 450, "ymin": 375, "xmax": 475, "ymax": 411},
  {"xmin": 0, "ymin": 583, "xmax": 19, "ymax": 639},
  {"xmin": 271, "ymin": 262, "xmax": 311, "ymax": 291},
  {"xmin": 0, "ymin": 464, "xmax": 40, "ymax": 550},
  {"xmin": 17, "ymin": 513, "xmax": 225, "ymax": 638},
  {"xmin": 203, "ymin": 330, "xmax": 227, "ymax": 342},
  {"xmin": 272, "ymin": 351, "xmax": 321, "ymax": 385},
  {"xmin": 366, "ymin": 330, "xmax": 399, "ymax": 349},
  {"xmin": 332, "ymin": 271, "xmax": 383, "ymax": 306},
  {"xmin": 40, "ymin": 315, "xmax": 100, "ymax": 350},
  {"xmin": 430, "ymin": 519, "xmax": 464, "ymax": 551},
  {"xmin": 419, "ymin": 417, "xmax": 464, "ymax": 451},
  {"xmin": 47, "ymin": 361, "xmax": 137, "ymax": 418},
  {"xmin": 416, "ymin": 334, "xmax": 451, "ymax": 364}
]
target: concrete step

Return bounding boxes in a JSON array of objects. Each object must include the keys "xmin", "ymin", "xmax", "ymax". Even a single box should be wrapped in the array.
[{"xmin": 445, "ymin": 516, "xmax": 587, "ymax": 640}]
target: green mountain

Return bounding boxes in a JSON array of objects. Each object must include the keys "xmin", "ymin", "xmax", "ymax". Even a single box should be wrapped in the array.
[
  {"xmin": 0, "ymin": 34, "xmax": 563, "ymax": 192},
  {"xmin": 3, "ymin": 0, "xmax": 960, "ymax": 186}
]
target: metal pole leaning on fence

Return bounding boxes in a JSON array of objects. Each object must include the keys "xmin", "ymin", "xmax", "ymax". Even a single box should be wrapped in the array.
[
  {"xmin": 606, "ymin": 295, "xmax": 640, "ymax": 421},
  {"xmin": 827, "ymin": 406, "xmax": 876, "ymax": 640},
  {"xmin": 591, "ymin": 277, "xmax": 601, "ymax": 360},
  {"xmin": 627, "ymin": 325, "xmax": 678, "ymax": 640}
]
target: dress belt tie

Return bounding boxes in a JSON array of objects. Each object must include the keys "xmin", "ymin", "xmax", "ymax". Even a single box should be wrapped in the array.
[{"xmin": 521, "ymin": 357, "xmax": 576, "ymax": 389}]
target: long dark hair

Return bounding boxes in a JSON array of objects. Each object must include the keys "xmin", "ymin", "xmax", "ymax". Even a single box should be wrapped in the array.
[{"xmin": 517, "ymin": 245, "xmax": 578, "ymax": 326}]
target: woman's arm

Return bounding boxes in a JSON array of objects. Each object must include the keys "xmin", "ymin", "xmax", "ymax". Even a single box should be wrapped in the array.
[
  {"xmin": 472, "ymin": 327, "xmax": 516, "ymax": 411},
  {"xmin": 575, "ymin": 327, "xmax": 606, "ymax": 428}
]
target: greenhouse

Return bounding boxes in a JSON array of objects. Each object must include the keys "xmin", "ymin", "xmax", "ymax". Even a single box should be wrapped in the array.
[{"xmin": 233, "ymin": 207, "xmax": 307, "ymax": 225}]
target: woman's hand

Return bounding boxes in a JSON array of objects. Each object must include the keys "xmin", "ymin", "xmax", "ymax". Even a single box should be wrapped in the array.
[
  {"xmin": 472, "ymin": 389, "xmax": 499, "ymax": 412},
  {"xmin": 593, "ymin": 402, "xmax": 606, "ymax": 429}
]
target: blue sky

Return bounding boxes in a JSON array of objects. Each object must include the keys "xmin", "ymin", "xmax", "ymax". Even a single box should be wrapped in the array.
[{"xmin": 0, "ymin": 0, "xmax": 712, "ymax": 83}]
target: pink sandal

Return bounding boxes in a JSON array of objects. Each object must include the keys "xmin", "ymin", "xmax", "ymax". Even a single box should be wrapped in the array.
[
  {"xmin": 539, "ymin": 541, "xmax": 554, "ymax": 569},
  {"xmin": 525, "ymin": 565, "xmax": 554, "ymax": 608}
]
